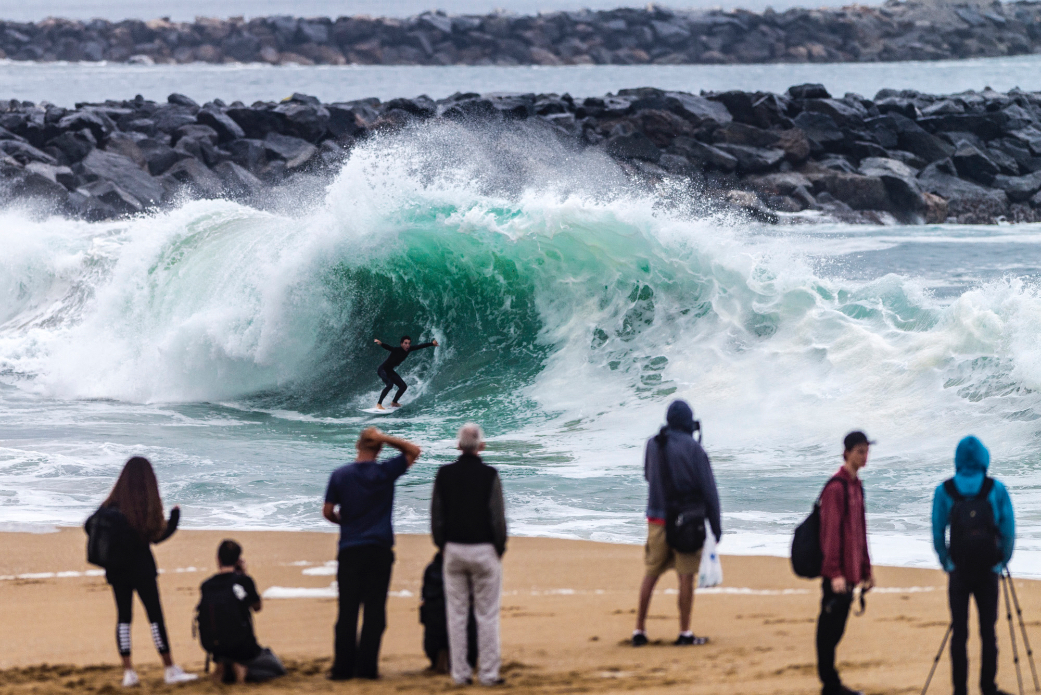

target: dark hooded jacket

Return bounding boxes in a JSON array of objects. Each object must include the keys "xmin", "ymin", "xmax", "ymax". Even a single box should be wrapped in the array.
[{"xmin": 643, "ymin": 401, "xmax": 722, "ymax": 542}]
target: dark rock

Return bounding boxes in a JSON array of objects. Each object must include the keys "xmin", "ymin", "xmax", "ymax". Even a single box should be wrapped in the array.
[
  {"xmin": 725, "ymin": 190, "xmax": 779, "ymax": 223},
  {"xmin": 57, "ymin": 110, "xmax": 111, "ymax": 142},
  {"xmin": 272, "ymin": 102, "xmax": 330, "ymax": 142},
  {"xmin": 196, "ymin": 108, "xmax": 245, "ymax": 142},
  {"xmin": 788, "ymin": 84, "xmax": 831, "ymax": 100},
  {"xmin": 918, "ymin": 158, "xmax": 1008, "ymax": 221},
  {"xmin": 162, "ymin": 158, "xmax": 225, "ymax": 199},
  {"xmin": 992, "ymin": 171, "xmax": 1041, "ymax": 202},
  {"xmin": 952, "ymin": 143, "xmax": 1000, "ymax": 185},
  {"xmin": 664, "ymin": 92, "xmax": 732, "ymax": 125},
  {"xmin": 715, "ymin": 144, "xmax": 785, "ymax": 173},
  {"xmin": 152, "ymin": 106, "xmax": 198, "ymax": 133},
  {"xmin": 173, "ymin": 124, "xmax": 219, "ymax": 146},
  {"xmin": 0, "ymin": 140, "xmax": 57, "ymax": 165},
  {"xmin": 792, "ymin": 111, "xmax": 844, "ymax": 150},
  {"xmin": 167, "ymin": 93, "xmax": 200, "ymax": 110},
  {"xmin": 227, "ymin": 139, "xmax": 268, "ymax": 173},
  {"xmin": 806, "ymin": 170, "xmax": 891, "ymax": 211},
  {"xmin": 79, "ymin": 179, "xmax": 143, "ymax": 216},
  {"xmin": 80, "ymin": 149, "xmax": 163, "ymax": 207},
  {"xmin": 226, "ymin": 107, "xmax": 284, "ymax": 139},
  {"xmin": 263, "ymin": 132, "xmax": 317, "ymax": 170},
  {"xmin": 712, "ymin": 122, "xmax": 779, "ymax": 148},
  {"xmin": 670, "ymin": 136, "xmax": 738, "ymax": 172},
  {"xmin": 858, "ymin": 157, "xmax": 926, "ymax": 217},
  {"xmin": 47, "ymin": 129, "xmax": 95, "ymax": 163},
  {"xmin": 606, "ymin": 132, "xmax": 660, "ymax": 162}
]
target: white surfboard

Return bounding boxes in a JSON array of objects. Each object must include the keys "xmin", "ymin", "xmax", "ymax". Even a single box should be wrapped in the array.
[{"xmin": 361, "ymin": 407, "xmax": 398, "ymax": 415}]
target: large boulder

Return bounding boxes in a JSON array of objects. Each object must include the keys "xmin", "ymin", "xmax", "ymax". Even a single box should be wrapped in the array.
[
  {"xmin": 992, "ymin": 171, "xmax": 1041, "ymax": 203},
  {"xmin": 79, "ymin": 149, "xmax": 163, "ymax": 207},
  {"xmin": 805, "ymin": 169, "xmax": 891, "ymax": 211},
  {"xmin": 952, "ymin": 143, "xmax": 1000, "ymax": 185},
  {"xmin": 162, "ymin": 158, "xmax": 225, "ymax": 199},
  {"xmin": 714, "ymin": 144, "xmax": 785, "ymax": 174},
  {"xmin": 262, "ymin": 132, "xmax": 318, "ymax": 170},
  {"xmin": 196, "ymin": 108, "xmax": 246, "ymax": 143},
  {"xmin": 670, "ymin": 136, "xmax": 738, "ymax": 172},
  {"xmin": 858, "ymin": 157, "xmax": 927, "ymax": 217},
  {"xmin": 918, "ymin": 158, "xmax": 1008, "ymax": 222},
  {"xmin": 664, "ymin": 92, "xmax": 732, "ymax": 126},
  {"xmin": 605, "ymin": 132, "xmax": 660, "ymax": 162},
  {"xmin": 213, "ymin": 161, "xmax": 266, "ymax": 200}
]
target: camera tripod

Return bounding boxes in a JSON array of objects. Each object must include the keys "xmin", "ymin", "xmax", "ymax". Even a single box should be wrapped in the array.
[{"xmin": 921, "ymin": 569, "xmax": 1039, "ymax": 695}]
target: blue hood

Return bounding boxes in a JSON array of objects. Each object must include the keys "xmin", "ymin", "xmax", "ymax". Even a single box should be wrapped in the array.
[
  {"xmin": 666, "ymin": 400, "xmax": 695, "ymax": 434},
  {"xmin": 953, "ymin": 435, "xmax": 990, "ymax": 496}
]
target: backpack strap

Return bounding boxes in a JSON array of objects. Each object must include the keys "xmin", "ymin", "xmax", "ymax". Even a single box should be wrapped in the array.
[
  {"xmin": 943, "ymin": 478, "xmax": 962, "ymax": 502},
  {"xmin": 979, "ymin": 477, "xmax": 995, "ymax": 499}
]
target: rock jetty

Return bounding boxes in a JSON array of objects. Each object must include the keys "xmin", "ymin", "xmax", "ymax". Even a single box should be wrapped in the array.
[
  {"xmin": 6, "ymin": 85, "xmax": 1041, "ymax": 224},
  {"xmin": 2, "ymin": 1, "xmax": 1041, "ymax": 66}
]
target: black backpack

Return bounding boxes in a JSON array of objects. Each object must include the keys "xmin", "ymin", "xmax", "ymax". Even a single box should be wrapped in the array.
[
  {"xmin": 84, "ymin": 506, "xmax": 131, "ymax": 571},
  {"xmin": 195, "ymin": 578, "xmax": 255, "ymax": 657},
  {"xmin": 656, "ymin": 427, "xmax": 707, "ymax": 554},
  {"xmin": 946, "ymin": 477, "xmax": 1003, "ymax": 572},
  {"xmin": 791, "ymin": 476, "xmax": 848, "ymax": 579}
]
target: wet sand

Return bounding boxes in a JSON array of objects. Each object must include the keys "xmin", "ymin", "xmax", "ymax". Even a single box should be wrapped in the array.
[{"xmin": 0, "ymin": 528, "xmax": 1035, "ymax": 694}]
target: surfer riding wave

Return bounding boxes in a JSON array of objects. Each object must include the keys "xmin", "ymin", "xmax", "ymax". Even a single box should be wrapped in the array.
[{"xmin": 373, "ymin": 336, "xmax": 439, "ymax": 410}]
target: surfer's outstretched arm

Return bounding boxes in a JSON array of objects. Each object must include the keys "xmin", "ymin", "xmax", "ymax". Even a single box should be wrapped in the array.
[
  {"xmin": 411, "ymin": 339, "xmax": 439, "ymax": 350},
  {"xmin": 374, "ymin": 339, "xmax": 394, "ymax": 351}
]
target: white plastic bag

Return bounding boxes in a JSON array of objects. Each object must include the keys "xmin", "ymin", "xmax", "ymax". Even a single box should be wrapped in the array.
[{"xmin": 698, "ymin": 523, "xmax": 723, "ymax": 588}]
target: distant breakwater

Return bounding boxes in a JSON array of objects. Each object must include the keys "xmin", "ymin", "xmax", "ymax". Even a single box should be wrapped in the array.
[
  {"xmin": 3, "ymin": 1, "xmax": 1041, "ymax": 66},
  {"xmin": 6, "ymin": 84, "xmax": 1041, "ymax": 224}
]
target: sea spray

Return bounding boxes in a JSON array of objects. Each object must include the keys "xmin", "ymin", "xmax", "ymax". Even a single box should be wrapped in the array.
[{"xmin": 2, "ymin": 122, "xmax": 1041, "ymax": 573}]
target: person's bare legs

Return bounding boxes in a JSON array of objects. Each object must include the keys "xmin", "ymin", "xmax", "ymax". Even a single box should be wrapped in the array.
[
  {"xmin": 636, "ymin": 574, "xmax": 659, "ymax": 632},
  {"xmin": 161, "ymin": 653, "xmax": 173, "ymax": 668},
  {"xmin": 677, "ymin": 574, "xmax": 694, "ymax": 633},
  {"xmin": 233, "ymin": 663, "xmax": 248, "ymax": 684},
  {"xmin": 121, "ymin": 656, "xmax": 133, "ymax": 670}
]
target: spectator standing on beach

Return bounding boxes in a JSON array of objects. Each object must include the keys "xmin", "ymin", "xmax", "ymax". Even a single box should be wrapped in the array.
[
  {"xmin": 816, "ymin": 432, "xmax": 875, "ymax": 695},
  {"xmin": 931, "ymin": 436, "xmax": 1015, "ymax": 695},
  {"xmin": 85, "ymin": 456, "xmax": 197, "ymax": 687},
  {"xmin": 632, "ymin": 400, "xmax": 721, "ymax": 647},
  {"xmin": 431, "ymin": 423, "xmax": 507, "ymax": 686},
  {"xmin": 196, "ymin": 540, "xmax": 285, "ymax": 684},
  {"xmin": 322, "ymin": 427, "xmax": 420, "ymax": 680}
]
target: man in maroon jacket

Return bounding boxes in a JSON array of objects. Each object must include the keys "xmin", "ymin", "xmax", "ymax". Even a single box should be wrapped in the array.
[{"xmin": 817, "ymin": 431, "xmax": 875, "ymax": 695}]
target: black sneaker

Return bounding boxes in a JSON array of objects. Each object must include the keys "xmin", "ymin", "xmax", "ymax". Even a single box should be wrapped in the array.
[
  {"xmin": 674, "ymin": 634, "xmax": 709, "ymax": 646},
  {"xmin": 631, "ymin": 632, "xmax": 649, "ymax": 646}
]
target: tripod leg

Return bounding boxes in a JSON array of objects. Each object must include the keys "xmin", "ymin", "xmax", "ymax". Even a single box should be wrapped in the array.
[
  {"xmin": 922, "ymin": 624, "xmax": 953, "ymax": 695},
  {"xmin": 1006, "ymin": 569, "xmax": 1041, "ymax": 692},
  {"xmin": 1004, "ymin": 573, "xmax": 1026, "ymax": 695}
]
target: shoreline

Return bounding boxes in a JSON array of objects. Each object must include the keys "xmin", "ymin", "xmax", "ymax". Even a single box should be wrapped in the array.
[
  {"xmin": 1, "ymin": 2, "xmax": 1039, "ymax": 67},
  {"xmin": 1, "ymin": 528, "xmax": 1037, "ymax": 694}
]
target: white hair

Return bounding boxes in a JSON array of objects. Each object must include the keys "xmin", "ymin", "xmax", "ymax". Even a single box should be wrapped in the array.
[{"xmin": 457, "ymin": 423, "xmax": 485, "ymax": 453}]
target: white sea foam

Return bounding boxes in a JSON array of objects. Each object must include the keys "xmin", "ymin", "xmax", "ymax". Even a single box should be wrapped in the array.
[{"xmin": 3, "ymin": 123, "xmax": 1041, "ymax": 575}]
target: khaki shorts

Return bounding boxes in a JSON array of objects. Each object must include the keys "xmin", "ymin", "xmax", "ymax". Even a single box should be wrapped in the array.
[{"xmin": 645, "ymin": 522, "xmax": 703, "ymax": 578}]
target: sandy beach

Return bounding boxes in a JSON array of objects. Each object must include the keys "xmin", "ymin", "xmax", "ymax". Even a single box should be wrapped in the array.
[{"xmin": 0, "ymin": 528, "xmax": 1037, "ymax": 694}]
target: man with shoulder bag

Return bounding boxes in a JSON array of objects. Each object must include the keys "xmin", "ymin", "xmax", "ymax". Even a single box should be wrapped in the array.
[
  {"xmin": 632, "ymin": 400, "xmax": 721, "ymax": 647},
  {"xmin": 816, "ymin": 431, "xmax": 875, "ymax": 695},
  {"xmin": 931, "ymin": 436, "xmax": 1015, "ymax": 695}
]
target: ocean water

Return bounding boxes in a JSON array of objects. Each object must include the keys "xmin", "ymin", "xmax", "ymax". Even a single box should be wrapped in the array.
[
  {"xmin": 0, "ymin": 0, "xmax": 878, "ymax": 23},
  {"xmin": 4, "ymin": 120, "xmax": 1041, "ymax": 576},
  {"xmin": 5, "ymin": 54, "xmax": 1041, "ymax": 108}
]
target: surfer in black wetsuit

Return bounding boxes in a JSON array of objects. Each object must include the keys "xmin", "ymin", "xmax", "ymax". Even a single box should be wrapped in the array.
[{"xmin": 374, "ymin": 335, "xmax": 439, "ymax": 409}]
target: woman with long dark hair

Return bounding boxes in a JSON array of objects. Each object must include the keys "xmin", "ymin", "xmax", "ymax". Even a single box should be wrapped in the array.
[{"xmin": 98, "ymin": 456, "xmax": 196, "ymax": 686}]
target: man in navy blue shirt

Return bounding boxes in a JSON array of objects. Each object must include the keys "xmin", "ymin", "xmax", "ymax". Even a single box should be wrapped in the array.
[{"xmin": 322, "ymin": 426, "xmax": 421, "ymax": 680}]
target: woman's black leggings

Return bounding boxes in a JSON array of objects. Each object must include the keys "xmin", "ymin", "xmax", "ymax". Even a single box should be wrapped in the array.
[
  {"xmin": 111, "ymin": 576, "xmax": 170, "ymax": 657},
  {"xmin": 377, "ymin": 366, "xmax": 407, "ymax": 404}
]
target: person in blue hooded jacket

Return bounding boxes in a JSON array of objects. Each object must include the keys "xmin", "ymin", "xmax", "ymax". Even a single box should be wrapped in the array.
[{"xmin": 931, "ymin": 436, "xmax": 1015, "ymax": 695}]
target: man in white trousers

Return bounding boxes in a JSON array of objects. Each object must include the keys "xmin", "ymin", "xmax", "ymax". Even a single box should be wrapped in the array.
[{"xmin": 431, "ymin": 423, "xmax": 508, "ymax": 686}]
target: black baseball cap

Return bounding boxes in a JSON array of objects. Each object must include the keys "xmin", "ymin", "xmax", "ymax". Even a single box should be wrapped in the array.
[{"xmin": 843, "ymin": 431, "xmax": 875, "ymax": 451}]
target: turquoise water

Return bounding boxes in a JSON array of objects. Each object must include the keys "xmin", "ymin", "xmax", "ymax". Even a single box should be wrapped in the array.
[{"xmin": 4, "ymin": 120, "xmax": 1041, "ymax": 574}]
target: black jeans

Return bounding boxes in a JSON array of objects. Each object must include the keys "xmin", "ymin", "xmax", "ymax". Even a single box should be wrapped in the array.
[
  {"xmin": 333, "ymin": 545, "xmax": 394, "ymax": 679},
  {"xmin": 949, "ymin": 569, "xmax": 1000, "ymax": 695},
  {"xmin": 377, "ymin": 367, "xmax": 407, "ymax": 405},
  {"xmin": 817, "ymin": 579, "xmax": 854, "ymax": 694},
  {"xmin": 111, "ymin": 574, "xmax": 170, "ymax": 656}
]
